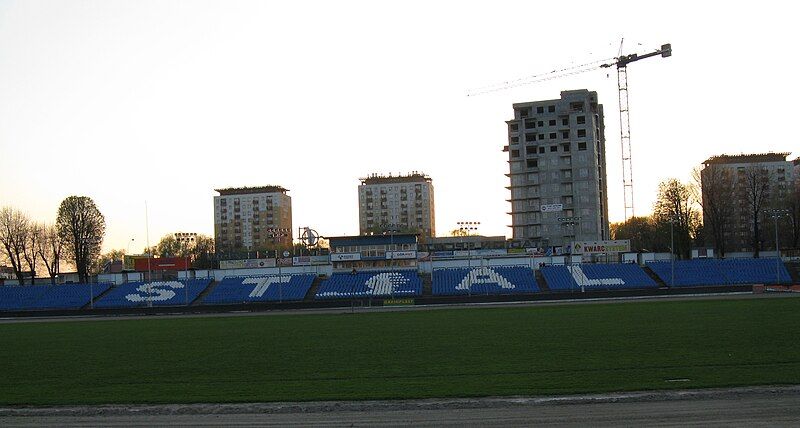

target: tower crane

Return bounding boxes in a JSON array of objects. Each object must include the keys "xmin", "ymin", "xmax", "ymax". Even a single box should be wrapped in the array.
[
  {"xmin": 603, "ymin": 43, "xmax": 672, "ymax": 220},
  {"xmin": 469, "ymin": 42, "xmax": 672, "ymax": 222}
]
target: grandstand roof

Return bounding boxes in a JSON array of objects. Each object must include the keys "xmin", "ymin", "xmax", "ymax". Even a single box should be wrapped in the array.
[
  {"xmin": 329, "ymin": 234, "xmax": 418, "ymax": 247},
  {"xmin": 215, "ymin": 185, "xmax": 288, "ymax": 195},
  {"xmin": 703, "ymin": 152, "xmax": 791, "ymax": 165}
]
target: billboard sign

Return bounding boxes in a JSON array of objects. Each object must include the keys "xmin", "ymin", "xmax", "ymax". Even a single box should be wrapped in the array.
[
  {"xmin": 220, "ymin": 258, "xmax": 276, "ymax": 270},
  {"xmin": 330, "ymin": 253, "xmax": 361, "ymax": 262},
  {"xmin": 571, "ymin": 240, "xmax": 631, "ymax": 255},
  {"xmin": 386, "ymin": 251, "xmax": 416, "ymax": 260},
  {"xmin": 541, "ymin": 203, "xmax": 564, "ymax": 213},
  {"xmin": 293, "ymin": 255, "xmax": 331, "ymax": 266}
]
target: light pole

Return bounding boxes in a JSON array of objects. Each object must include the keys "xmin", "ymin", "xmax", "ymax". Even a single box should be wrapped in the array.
[
  {"xmin": 667, "ymin": 217, "xmax": 681, "ymax": 287},
  {"xmin": 268, "ymin": 228, "xmax": 291, "ymax": 302},
  {"xmin": 766, "ymin": 209, "xmax": 789, "ymax": 284},
  {"xmin": 380, "ymin": 222, "xmax": 403, "ymax": 299},
  {"xmin": 558, "ymin": 217, "xmax": 581, "ymax": 292},
  {"xmin": 457, "ymin": 221, "xmax": 480, "ymax": 295}
]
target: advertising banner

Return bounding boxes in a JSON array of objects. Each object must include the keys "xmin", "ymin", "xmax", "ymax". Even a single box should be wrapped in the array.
[
  {"xmin": 432, "ymin": 251, "xmax": 454, "ymax": 259},
  {"xmin": 294, "ymin": 255, "xmax": 331, "ymax": 265},
  {"xmin": 571, "ymin": 240, "xmax": 631, "ymax": 255},
  {"xmin": 477, "ymin": 249, "xmax": 507, "ymax": 256},
  {"xmin": 541, "ymin": 203, "xmax": 564, "ymax": 213},
  {"xmin": 330, "ymin": 253, "xmax": 361, "ymax": 262},
  {"xmin": 220, "ymin": 258, "xmax": 276, "ymax": 270},
  {"xmin": 133, "ymin": 257, "xmax": 190, "ymax": 272},
  {"xmin": 386, "ymin": 251, "xmax": 416, "ymax": 260}
]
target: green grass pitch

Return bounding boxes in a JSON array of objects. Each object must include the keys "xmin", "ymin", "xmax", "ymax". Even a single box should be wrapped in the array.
[{"xmin": 1, "ymin": 297, "xmax": 800, "ymax": 405}]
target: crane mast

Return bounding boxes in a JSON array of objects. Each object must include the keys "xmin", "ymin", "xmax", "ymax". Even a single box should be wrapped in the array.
[{"xmin": 603, "ymin": 43, "xmax": 672, "ymax": 221}]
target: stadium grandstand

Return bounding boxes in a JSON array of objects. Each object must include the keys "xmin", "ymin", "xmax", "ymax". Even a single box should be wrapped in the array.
[
  {"xmin": 315, "ymin": 270, "xmax": 422, "ymax": 299},
  {"xmin": 541, "ymin": 263, "xmax": 659, "ymax": 292},
  {"xmin": 93, "ymin": 279, "xmax": 212, "ymax": 308},
  {"xmin": 647, "ymin": 258, "xmax": 792, "ymax": 287},
  {"xmin": 432, "ymin": 266, "xmax": 540, "ymax": 296},
  {"xmin": 202, "ymin": 274, "xmax": 314, "ymax": 305},
  {"xmin": 0, "ymin": 257, "xmax": 797, "ymax": 313},
  {"xmin": 0, "ymin": 283, "xmax": 112, "ymax": 311}
]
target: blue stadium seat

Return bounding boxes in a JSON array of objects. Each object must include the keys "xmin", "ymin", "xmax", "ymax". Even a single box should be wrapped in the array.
[
  {"xmin": 431, "ymin": 266, "xmax": 540, "ymax": 296},
  {"xmin": 540, "ymin": 264, "xmax": 658, "ymax": 292},
  {"xmin": 0, "ymin": 283, "xmax": 112, "ymax": 311},
  {"xmin": 93, "ymin": 279, "xmax": 212, "ymax": 308},
  {"xmin": 315, "ymin": 270, "xmax": 422, "ymax": 299},
  {"xmin": 647, "ymin": 258, "xmax": 792, "ymax": 287},
  {"xmin": 202, "ymin": 274, "xmax": 314, "ymax": 305}
]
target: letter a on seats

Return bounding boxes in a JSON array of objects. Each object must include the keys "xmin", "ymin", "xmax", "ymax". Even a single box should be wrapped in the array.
[{"xmin": 456, "ymin": 267, "xmax": 515, "ymax": 290}]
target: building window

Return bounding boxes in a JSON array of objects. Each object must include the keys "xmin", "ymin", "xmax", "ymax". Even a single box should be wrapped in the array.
[
  {"xmin": 562, "ymin": 118, "xmax": 569, "ymax": 126},
  {"xmin": 525, "ymin": 133, "xmax": 536, "ymax": 142},
  {"xmin": 578, "ymin": 142, "xmax": 587, "ymax": 151},
  {"xmin": 538, "ymin": 134, "xmax": 545, "ymax": 140},
  {"xmin": 524, "ymin": 119, "xmax": 536, "ymax": 129},
  {"xmin": 510, "ymin": 136, "xmax": 519, "ymax": 143},
  {"xmin": 519, "ymin": 108, "xmax": 530, "ymax": 118},
  {"xmin": 577, "ymin": 115, "xmax": 586, "ymax": 124},
  {"xmin": 526, "ymin": 146, "xmax": 536, "ymax": 155},
  {"xmin": 548, "ymin": 105, "xmax": 555, "ymax": 112},
  {"xmin": 511, "ymin": 149, "xmax": 520, "ymax": 158},
  {"xmin": 562, "ymin": 144, "xmax": 570, "ymax": 152},
  {"xmin": 510, "ymin": 123, "xmax": 519, "ymax": 132},
  {"xmin": 561, "ymin": 130, "xmax": 569, "ymax": 139},
  {"xmin": 536, "ymin": 106, "xmax": 544, "ymax": 114},
  {"xmin": 577, "ymin": 129, "xmax": 586, "ymax": 138},
  {"xmin": 549, "ymin": 132, "xmax": 557, "ymax": 139},
  {"xmin": 527, "ymin": 159, "xmax": 538, "ymax": 168},
  {"xmin": 537, "ymin": 120, "xmax": 544, "ymax": 127},
  {"xmin": 549, "ymin": 119, "xmax": 556, "ymax": 126},
  {"xmin": 538, "ymin": 146, "xmax": 545, "ymax": 154},
  {"xmin": 550, "ymin": 145, "xmax": 557, "ymax": 152}
]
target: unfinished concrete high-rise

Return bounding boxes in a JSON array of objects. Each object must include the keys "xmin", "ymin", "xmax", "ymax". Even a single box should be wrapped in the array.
[{"xmin": 505, "ymin": 90, "xmax": 609, "ymax": 249}]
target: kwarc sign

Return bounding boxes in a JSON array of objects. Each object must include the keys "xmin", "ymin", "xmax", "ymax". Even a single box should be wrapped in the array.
[{"xmin": 571, "ymin": 240, "xmax": 631, "ymax": 255}]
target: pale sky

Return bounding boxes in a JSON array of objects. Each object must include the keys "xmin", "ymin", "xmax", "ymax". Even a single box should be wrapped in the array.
[{"xmin": 0, "ymin": 1, "xmax": 797, "ymax": 253}]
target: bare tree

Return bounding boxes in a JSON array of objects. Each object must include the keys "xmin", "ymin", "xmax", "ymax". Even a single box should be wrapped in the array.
[
  {"xmin": 787, "ymin": 175, "xmax": 800, "ymax": 249},
  {"xmin": 36, "ymin": 223, "xmax": 62, "ymax": 284},
  {"xmin": 57, "ymin": 196, "xmax": 106, "ymax": 283},
  {"xmin": 742, "ymin": 165, "xmax": 771, "ymax": 258},
  {"xmin": 692, "ymin": 165, "xmax": 734, "ymax": 257},
  {"xmin": 0, "ymin": 207, "xmax": 30, "ymax": 284},
  {"xmin": 22, "ymin": 223, "xmax": 39, "ymax": 284},
  {"xmin": 653, "ymin": 179, "xmax": 701, "ymax": 259}
]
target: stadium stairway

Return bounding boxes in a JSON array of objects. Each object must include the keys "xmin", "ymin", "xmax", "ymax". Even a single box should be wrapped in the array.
[
  {"xmin": 191, "ymin": 280, "xmax": 219, "ymax": 306},
  {"xmin": 420, "ymin": 273, "xmax": 432, "ymax": 296},
  {"xmin": 643, "ymin": 265, "xmax": 668, "ymax": 288},
  {"xmin": 535, "ymin": 270, "xmax": 549, "ymax": 292},
  {"xmin": 81, "ymin": 284, "xmax": 117, "ymax": 310},
  {"xmin": 303, "ymin": 276, "xmax": 324, "ymax": 302}
]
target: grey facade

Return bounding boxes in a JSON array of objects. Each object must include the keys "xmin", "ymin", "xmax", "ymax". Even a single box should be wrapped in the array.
[
  {"xmin": 358, "ymin": 173, "xmax": 435, "ymax": 238},
  {"xmin": 505, "ymin": 90, "xmax": 609, "ymax": 248}
]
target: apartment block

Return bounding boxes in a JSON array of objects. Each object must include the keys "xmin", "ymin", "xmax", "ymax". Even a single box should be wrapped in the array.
[
  {"xmin": 358, "ymin": 172, "xmax": 435, "ymax": 237},
  {"xmin": 213, "ymin": 186, "xmax": 292, "ymax": 254}
]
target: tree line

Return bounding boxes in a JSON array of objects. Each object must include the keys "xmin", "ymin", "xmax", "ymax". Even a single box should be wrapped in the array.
[
  {"xmin": 612, "ymin": 164, "xmax": 800, "ymax": 258},
  {"xmin": 1, "ymin": 196, "xmax": 105, "ymax": 284}
]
